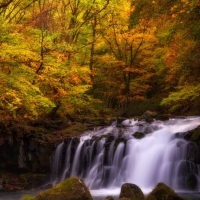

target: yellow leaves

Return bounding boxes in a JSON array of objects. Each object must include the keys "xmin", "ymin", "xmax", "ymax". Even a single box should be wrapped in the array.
[
  {"xmin": 69, "ymin": 75, "xmax": 82, "ymax": 85},
  {"xmin": 170, "ymin": 0, "xmax": 195, "ymax": 17},
  {"xmin": 0, "ymin": 90, "xmax": 22, "ymax": 112}
]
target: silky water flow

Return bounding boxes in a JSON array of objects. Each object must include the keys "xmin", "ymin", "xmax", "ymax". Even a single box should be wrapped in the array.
[{"xmin": 51, "ymin": 117, "xmax": 200, "ymax": 196}]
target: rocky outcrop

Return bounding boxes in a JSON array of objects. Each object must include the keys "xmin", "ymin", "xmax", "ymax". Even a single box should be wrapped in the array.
[
  {"xmin": 184, "ymin": 125, "xmax": 200, "ymax": 146},
  {"xmin": 119, "ymin": 183, "xmax": 145, "ymax": 200},
  {"xmin": 0, "ymin": 118, "xmax": 88, "ymax": 190},
  {"xmin": 155, "ymin": 114, "xmax": 171, "ymax": 121},
  {"xmin": 140, "ymin": 110, "xmax": 158, "ymax": 123},
  {"xmin": 23, "ymin": 176, "xmax": 92, "ymax": 200},
  {"xmin": 145, "ymin": 182, "xmax": 185, "ymax": 200}
]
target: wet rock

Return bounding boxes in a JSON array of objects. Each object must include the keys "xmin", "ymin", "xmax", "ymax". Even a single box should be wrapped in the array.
[
  {"xmin": 104, "ymin": 135, "xmax": 116, "ymax": 165},
  {"xmin": 119, "ymin": 183, "xmax": 145, "ymax": 200},
  {"xmin": 155, "ymin": 114, "xmax": 171, "ymax": 121},
  {"xmin": 184, "ymin": 125, "xmax": 200, "ymax": 145},
  {"xmin": 133, "ymin": 132, "xmax": 145, "ymax": 139},
  {"xmin": 113, "ymin": 137, "xmax": 126, "ymax": 154},
  {"xmin": 186, "ymin": 142, "xmax": 200, "ymax": 164},
  {"xmin": 185, "ymin": 173, "xmax": 198, "ymax": 190},
  {"xmin": 139, "ymin": 110, "xmax": 158, "ymax": 123},
  {"xmin": 145, "ymin": 182, "xmax": 185, "ymax": 200},
  {"xmin": 25, "ymin": 176, "xmax": 93, "ymax": 200},
  {"xmin": 143, "ymin": 110, "xmax": 158, "ymax": 118},
  {"xmin": 117, "ymin": 117, "xmax": 127, "ymax": 124}
]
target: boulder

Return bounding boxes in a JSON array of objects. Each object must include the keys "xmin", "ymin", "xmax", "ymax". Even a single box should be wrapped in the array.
[
  {"xmin": 145, "ymin": 182, "xmax": 185, "ymax": 200},
  {"xmin": 185, "ymin": 125, "xmax": 200, "ymax": 145},
  {"xmin": 185, "ymin": 173, "xmax": 198, "ymax": 190},
  {"xmin": 119, "ymin": 183, "xmax": 145, "ymax": 200},
  {"xmin": 139, "ymin": 110, "xmax": 159, "ymax": 123},
  {"xmin": 25, "ymin": 176, "xmax": 92, "ymax": 200},
  {"xmin": 133, "ymin": 132, "xmax": 145, "ymax": 139},
  {"xmin": 143, "ymin": 110, "xmax": 158, "ymax": 118},
  {"xmin": 155, "ymin": 114, "xmax": 171, "ymax": 121}
]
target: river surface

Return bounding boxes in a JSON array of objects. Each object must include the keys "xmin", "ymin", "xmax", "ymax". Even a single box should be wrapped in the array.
[{"xmin": 0, "ymin": 190, "xmax": 200, "ymax": 200}]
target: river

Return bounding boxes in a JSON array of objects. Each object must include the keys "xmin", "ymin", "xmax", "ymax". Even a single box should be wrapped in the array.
[{"xmin": 0, "ymin": 190, "xmax": 200, "ymax": 200}]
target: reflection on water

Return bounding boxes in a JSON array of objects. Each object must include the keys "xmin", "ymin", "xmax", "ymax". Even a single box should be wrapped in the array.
[
  {"xmin": 0, "ymin": 190, "xmax": 41, "ymax": 200},
  {"xmin": 177, "ymin": 192, "xmax": 200, "ymax": 200},
  {"xmin": 0, "ymin": 191, "xmax": 200, "ymax": 200}
]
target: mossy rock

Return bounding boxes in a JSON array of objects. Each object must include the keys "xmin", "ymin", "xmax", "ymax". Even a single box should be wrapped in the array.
[
  {"xmin": 139, "ymin": 116, "xmax": 154, "ymax": 123},
  {"xmin": 143, "ymin": 110, "xmax": 158, "ymax": 118},
  {"xmin": 23, "ymin": 176, "xmax": 92, "ymax": 200},
  {"xmin": 139, "ymin": 110, "xmax": 159, "ymax": 123},
  {"xmin": 119, "ymin": 183, "xmax": 145, "ymax": 200},
  {"xmin": 145, "ymin": 182, "xmax": 185, "ymax": 200},
  {"xmin": 133, "ymin": 132, "xmax": 145, "ymax": 139},
  {"xmin": 191, "ymin": 127, "xmax": 200, "ymax": 143},
  {"xmin": 184, "ymin": 125, "xmax": 200, "ymax": 145},
  {"xmin": 185, "ymin": 173, "xmax": 198, "ymax": 190},
  {"xmin": 94, "ymin": 135, "xmax": 107, "ymax": 145},
  {"xmin": 155, "ymin": 114, "xmax": 171, "ymax": 121}
]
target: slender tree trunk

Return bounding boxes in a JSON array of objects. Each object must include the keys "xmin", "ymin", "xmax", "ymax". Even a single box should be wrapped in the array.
[{"xmin": 89, "ymin": 16, "xmax": 97, "ymax": 86}]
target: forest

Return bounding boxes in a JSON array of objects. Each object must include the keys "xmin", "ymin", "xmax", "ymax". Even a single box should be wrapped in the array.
[
  {"xmin": 1, "ymin": 1, "xmax": 200, "ymax": 197},
  {"xmin": 0, "ymin": 0, "xmax": 200, "ymax": 122}
]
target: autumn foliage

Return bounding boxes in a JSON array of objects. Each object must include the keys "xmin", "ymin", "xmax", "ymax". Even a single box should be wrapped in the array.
[{"xmin": 0, "ymin": 0, "xmax": 200, "ymax": 120}]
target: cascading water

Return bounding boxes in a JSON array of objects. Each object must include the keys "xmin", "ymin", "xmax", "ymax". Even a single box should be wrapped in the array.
[{"xmin": 51, "ymin": 117, "xmax": 200, "ymax": 196}]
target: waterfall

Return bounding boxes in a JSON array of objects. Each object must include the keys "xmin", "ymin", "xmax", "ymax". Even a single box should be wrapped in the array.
[
  {"xmin": 51, "ymin": 142, "xmax": 64, "ymax": 184},
  {"xmin": 51, "ymin": 117, "xmax": 200, "ymax": 195}
]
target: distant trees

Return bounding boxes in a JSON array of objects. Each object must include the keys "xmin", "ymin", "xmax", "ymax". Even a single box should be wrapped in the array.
[{"xmin": 0, "ymin": 0, "xmax": 200, "ymax": 119}]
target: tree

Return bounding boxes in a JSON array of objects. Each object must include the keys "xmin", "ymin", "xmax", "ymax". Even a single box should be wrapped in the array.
[
  {"xmin": 90, "ymin": 0, "xmax": 157, "ymax": 113},
  {"xmin": 160, "ymin": 0, "xmax": 200, "ymax": 113}
]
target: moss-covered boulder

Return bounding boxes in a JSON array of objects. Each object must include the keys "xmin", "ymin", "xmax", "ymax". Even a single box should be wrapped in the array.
[
  {"xmin": 155, "ymin": 114, "xmax": 171, "ymax": 121},
  {"xmin": 133, "ymin": 132, "xmax": 145, "ymax": 139},
  {"xmin": 119, "ymin": 183, "xmax": 145, "ymax": 200},
  {"xmin": 139, "ymin": 110, "xmax": 158, "ymax": 123},
  {"xmin": 24, "ymin": 176, "xmax": 92, "ymax": 200},
  {"xmin": 143, "ymin": 110, "xmax": 158, "ymax": 118},
  {"xmin": 184, "ymin": 126, "xmax": 200, "ymax": 146},
  {"xmin": 145, "ymin": 182, "xmax": 185, "ymax": 200}
]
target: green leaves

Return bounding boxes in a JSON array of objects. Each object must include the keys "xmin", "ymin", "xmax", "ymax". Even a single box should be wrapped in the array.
[{"xmin": 161, "ymin": 84, "xmax": 200, "ymax": 112}]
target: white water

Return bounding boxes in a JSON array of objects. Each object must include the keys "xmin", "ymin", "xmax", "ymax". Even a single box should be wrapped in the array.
[{"xmin": 51, "ymin": 117, "xmax": 200, "ymax": 197}]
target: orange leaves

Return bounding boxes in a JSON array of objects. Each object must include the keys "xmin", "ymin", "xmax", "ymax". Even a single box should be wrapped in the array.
[
  {"xmin": 69, "ymin": 75, "xmax": 82, "ymax": 85},
  {"xmin": 123, "ymin": 67, "xmax": 145, "ymax": 74}
]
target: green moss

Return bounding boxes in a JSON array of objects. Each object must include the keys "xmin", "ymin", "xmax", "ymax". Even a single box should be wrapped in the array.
[
  {"xmin": 21, "ymin": 194, "xmax": 34, "ymax": 200},
  {"xmin": 133, "ymin": 132, "xmax": 145, "ymax": 139},
  {"xmin": 145, "ymin": 182, "xmax": 185, "ymax": 200},
  {"xmin": 191, "ymin": 128, "xmax": 200, "ymax": 142},
  {"xmin": 26, "ymin": 176, "xmax": 92, "ymax": 200}
]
